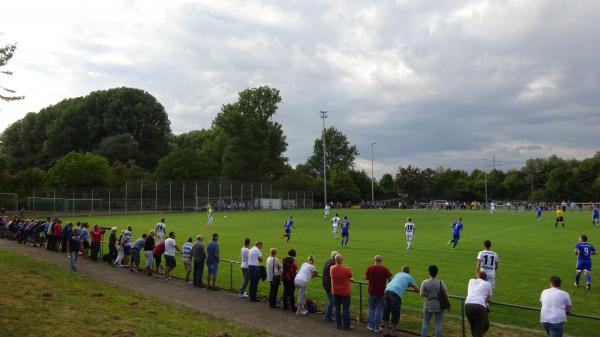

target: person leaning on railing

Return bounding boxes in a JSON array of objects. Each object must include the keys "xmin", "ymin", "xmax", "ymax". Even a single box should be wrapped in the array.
[{"xmin": 465, "ymin": 271, "xmax": 492, "ymax": 337}]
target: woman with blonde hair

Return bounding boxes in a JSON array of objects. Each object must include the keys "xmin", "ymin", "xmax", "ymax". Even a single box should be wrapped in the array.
[{"xmin": 294, "ymin": 255, "xmax": 318, "ymax": 315}]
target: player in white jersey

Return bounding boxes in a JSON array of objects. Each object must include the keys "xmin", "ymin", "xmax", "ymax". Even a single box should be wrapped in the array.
[
  {"xmin": 476, "ymin": 240, "xmax": 499, "ymax": 288},
  {"xmin": 324, "ymin": 204, "xmax": 331, "ymax": 220},
  {"xmin": 490, "ymin": 202, "xmax": 496, "ymax": 214},
  {"xmin": 404, "ymin": 217, "xmax": 415, "ymax": 250},
  {"xmin": 331, "ymin": 214, "xmax": 340, "ymax": 239},
  {"xmin": 156, "ymin": 218, "xmax": 166, "ymax": 242},
  {"xmin": 207, "ymin": 207, "xmax": 214, "ymax": 227}
]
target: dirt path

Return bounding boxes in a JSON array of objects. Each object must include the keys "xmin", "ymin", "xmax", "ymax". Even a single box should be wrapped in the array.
[{"xmin": 0, "ymin": 239, "xmax": 416, "ymax": 337}]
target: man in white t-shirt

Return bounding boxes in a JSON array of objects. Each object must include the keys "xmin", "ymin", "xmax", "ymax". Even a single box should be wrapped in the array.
[
  {"xmin": 490, "ymin": 202, "xmax": 496, "ymax": 214},
  {"xmin": 331, "ymin": 214, "xmax": 341, "ymax": 239},
  {"xmin": 540, "ymin": 276, "xmax": 572, "ymax": 337},
  {"xmin": 164, "ymin": 232, "xmax": 181, "ymax": 280},
  {"xmin": 324, "ymin": 204, "xmax": 331, "ymax": 219},
  {"xmin": 476, "ymin": 240, "xmax": 499, "ymax": 288},
  {"xmin": 156, "ymin": 218, "xmax": 166, "ymax": 242},
  {"xmin": 404, "ymin": 217, "xmax": 415, "ymax": 250},
  {"xmin": 247, "ymin": 241, "xmax": 264, "ymax": 302},
  {"xmin": 239, "ymin": 238, "xmax": 251, "ymax": 298}
]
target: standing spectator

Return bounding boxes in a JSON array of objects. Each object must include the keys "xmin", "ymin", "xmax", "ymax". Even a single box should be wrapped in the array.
[
  {"xmin": 281, "ymin": 249, "xmax": 298, "ymax": 312},
  {"xmin": 90, "ymin": 225, "xmax": 104, "ymax": 262},
  {"xmin": 108, "ymin": 227, "xmax": 117, "ymax": 264},
  {"xmin": 68, "ymin": 227, "xmax": 84, "ymax": 272},
  {"xmin": 192, "ymin": 235, "xmax": 206, "ymax": 288},
  {"xmin": 121, "ymin": 225, "xmax": 133, "ymax": 267},
  {"xmin": 143, "ymin": 230, "xmax": 155, "ymax": 276},
  {"xmin": 266, "ymin": 248, "xmax": 282, "ymax": 308},
  {"xmin": 420, "ymin": 265, "xmax": 449, "ymax": 337},
  {"xmin": 206, "ymin": 233, "xmax": 220, "ymax": 291},
  {"xmin": 53, "ymin": 220, "xmax": 63, "ymax": 252},
  {"xmin": 114, "ymin": 230, "xmax": 125, "ymax": 266},
  {"xmin": 248, "ymin": 241, "xmax": 264, "ymax": 302},
  {"xmin": 239, "ymin": 238, "xmax": 251, "ymax": 298},
  {"xmin": 540, "ymin": 276, "xmax": 572, "ymax": 337},
  {"xmin": 46, "ymin": 218, "xmax": 54, "ymax": 251},
  {"xmin": 465, "ymin": 271, "xmax": 492, "ymax": 337},
  {"xmin": 81, "ymin": 223, "xmax": 90, "ymax": 258},
  {"xmin": 164, "ymin": 232, "xmax": 181, "ymax": 280},
  {"xmin": 330, "ymin": 254, "xmax": 353, "ymax": 330},
  {"xmin": 295, "ymin": 256, "xmax": 317, "ymax": 315},
  {"xmin": 152, "ymin": 238, "xmax": 166, "ymax": 275},
  {"xmin": 365, "ymin": 255, "xmax": 392, "ymax": 332},
  {"xmin": 322, "ymin": 251, "xmax": 339, "ymax": 321},
  {"xmin": 182, "ymin": 237, "xmax": 194, "ymax": 285},
  {"xmin": 382, "ymin": 266, "xmax": 419, "ymax": 337},
  {"xmin": 62, "ymin": 222, "xmax": 73, "ymax": 253},
  {"xmin": 130, "ymin": 233, "xmax": 146, "ymax": 272}
]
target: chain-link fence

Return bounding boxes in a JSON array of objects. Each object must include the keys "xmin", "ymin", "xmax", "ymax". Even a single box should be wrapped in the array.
[{"xmin": 14, "ymin": 180, "xmax": 313, "ymax": 216}]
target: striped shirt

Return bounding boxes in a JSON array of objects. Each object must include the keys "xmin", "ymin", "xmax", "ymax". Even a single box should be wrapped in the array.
[{"xmin": 182, "ymin": 242, "xmax": 193, "ymax": 258}]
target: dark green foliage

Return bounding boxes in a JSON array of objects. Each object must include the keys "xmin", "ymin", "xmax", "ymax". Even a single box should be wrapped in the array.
[
  {"xmin": 46, "ymin": 152, "xmax": 111, "ymax": 189},
  {"xmin": 306, "ymin": 127, "xmax": 359, "ymax": 177}
]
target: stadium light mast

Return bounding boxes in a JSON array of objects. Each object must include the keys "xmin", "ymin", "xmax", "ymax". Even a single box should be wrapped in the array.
[
  {"xmin": 320, "ymin": 111, "xmax": 328, "ymax": 207},
  {"xmin": 482, "ymin": 156, "xmax": 503, "ymax": 207},
  {"xmin": 370, "ymin": 141, "xmax": 376, "ymax": 208}
]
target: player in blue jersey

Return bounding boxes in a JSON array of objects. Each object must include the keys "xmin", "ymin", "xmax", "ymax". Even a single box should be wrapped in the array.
[
  {"xmin": 448, "ymin": 217, "xmax": 463, "ymax": 249},
  {"xmin": 535, "ymin": 206, "xmax": 543, "ymax": 221},
  {"xmin": 575, "ymin": 235, "xmax": 596, "ymax": 290},
  {"xmin": 592, "ymin": 206, "xmax": 599, "ymax": 227},
  {"xmin": 340, "ymin": 216, "xmax": 350, "ymax": 248},
  {"xmin": 281, "ymin": 216, "xmax": 294, "ymax": 242}
]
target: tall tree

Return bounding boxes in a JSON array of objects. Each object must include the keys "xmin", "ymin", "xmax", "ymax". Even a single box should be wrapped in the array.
[
  {"xmin": 0, "ymin": 39, "xmax": 24, "ymax": 102},
  {"xmin": 46, "ymin": 152, "xmax": 111, "ymax": 189},
  {"xmin": 306, "ymin": 127, "xmax": 359, "ymax": 177},
  {"xmin": 378, "ymin": 173, "xmax": 396, "ymax": 199},
  {"xmin": 213, "ymin": 86, "xmax": 288, "ymax": 181}
]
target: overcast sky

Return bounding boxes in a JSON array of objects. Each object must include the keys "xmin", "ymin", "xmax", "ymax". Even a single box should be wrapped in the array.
[{"xmin": 1, "ymin": 0, "xmax": 599, "ymax": 178}]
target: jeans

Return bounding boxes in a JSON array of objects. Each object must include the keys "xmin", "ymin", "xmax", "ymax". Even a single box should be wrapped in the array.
[
  {"xmin": 269, "ymin": 276, "xmax": 281, "ymax": 307},
  {"xmin": 324, "ymin": 288, "xmax": 335, "ymax": 321},
  {"xmin": 90, "ymin": 241, "xmax": 100, "ymax": 261},
  {"xmin": 193, "ymin": 260, "xmax": 205, "ymax": 287},
  {"xmin": 248, "ymin": 265, "xmax": 260, "ymax": 301},
  {"xmin": 465, "ymin": 303, "xmax": 489, "ymax": 337},
  {"xmin": 421, "ymin": 309, "xmax": 444, "ymax": 337},
  {"xmin": 131, "ymin": 248, "xmax": 141, "ymax": 267},
  {"xmin": 368, "ymin": 295, "xmax": 384, "ymax": 330},
  {"xmin": 240, "ymin": 267, "xmax": 250, "ymax": 294},
  {"xmin": 334, "ymin": 295, "xmax": 351, "ymax": 329},
  {"xmin": 70, "ymin": 251, "xmax": 78, "ymax": 271},
  {"xmin": 542, "ymin": 322, "xmax": 564, "ymax": 337}
]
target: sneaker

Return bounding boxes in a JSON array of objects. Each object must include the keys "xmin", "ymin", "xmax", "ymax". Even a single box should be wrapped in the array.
[
  {"xmin": 185, "ymin": 281, "xmax": 193, "ymax": 285},
  {"xmin": 239, "ymin": 293, "xmax": 249, "ymax": 298},
  {"xmin": 587, "ymin": 283, "xmax": 591, "ymax": 290},
  {"xmin": 374, "ymin": 328, "xmax": 381, "ymax": 332},
  {"xmin": 574, "ymin": 282, "xmax": 579, "ymax": 287},
  {"xmin": 367, "ymin": 326, "xmax": 374, "ymax": 331}
]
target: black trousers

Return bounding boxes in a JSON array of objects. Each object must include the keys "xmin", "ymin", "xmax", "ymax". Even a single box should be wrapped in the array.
[
  {"xmin": 109, "ymin": 244, "xmax": 118, "ymax": 263},
  {"xmin": 193, "ymin": 260, "xmax": 205, "ymax": 287},
  {"xmin": 269, "ymin": 276, "xmax": 281, "ymax": 307},
  {"xmin": 465, "ymin": 303, "xmax": 489, "ymax": 337},
  {"xmin": 46, "ymin": 234, "xmax": 54, "ymax": 250},
  {"xmin": 282, "ymin": 280, "xmax": 296, "ymax": 311},
  {"xmin": 91, "ymin": 242, "xmax": 101, "ymax": 261}
]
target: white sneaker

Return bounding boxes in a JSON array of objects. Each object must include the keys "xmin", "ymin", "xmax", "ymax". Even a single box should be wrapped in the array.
[
  {"xmin": 367, "ymin": 326, "xmax": 374, "ymax": 331},
  {"xmin": 239, "ymin": 293, "xmax": 249, "ymax": 298},
  {"xmin": 296, "ymin": 310, "xmax": 307, "ymax": 315}
]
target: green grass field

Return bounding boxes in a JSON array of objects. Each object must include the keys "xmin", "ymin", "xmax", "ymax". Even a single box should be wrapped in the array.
[{"xmin": 62, "ymin": 209, "xmax": 600, "ymax": 336}]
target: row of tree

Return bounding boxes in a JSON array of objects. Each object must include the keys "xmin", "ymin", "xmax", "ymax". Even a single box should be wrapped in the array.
[{"xmin": 1, "ymin": 86, "xmax": 598, "ymax": 203}]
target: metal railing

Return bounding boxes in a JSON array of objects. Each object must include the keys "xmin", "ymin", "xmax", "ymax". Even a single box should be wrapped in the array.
[{"xmin": 218, "ymin": 259, "xmax": 600, "ymax": 337}]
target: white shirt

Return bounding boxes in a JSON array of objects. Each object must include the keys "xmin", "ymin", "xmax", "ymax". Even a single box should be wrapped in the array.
[
  {"xmin": 332, "ymin": 216, "xmax": 340, "ymax": 227},
  {"xmin": 540, "ymin": 287, "xmax": 571, "ymax": 323},
  {"xmin": 156, "ymin": 222, "xmax": 166, "ymax": 235},
  {"xmin": 266, "ymin": 256, "xmax": 281, "ymax": 281},
  {"xmin": 248, "ymin": 246, "xmax": 262, "ymax": 266},
  {"xmin": 404, "ymin": 222, "xmax": 415, "ymax": 233},
  {"xmin": 240, "ymin": 247, "xmax": 250, "ymax": 268},
  {"xmin": 477, "ymin": 250, "xmax": 499, "ymax": 273},
  {"xmin": 465, "ymin": 278, "xmax": 492, "ymax": 307},
  {"xmin": 164, "ymin": 238, "xmax": 177, "ymax": 256},
  {"xmin": 295, "ymin": 262, "xmax": 316, "ymax": 284}
]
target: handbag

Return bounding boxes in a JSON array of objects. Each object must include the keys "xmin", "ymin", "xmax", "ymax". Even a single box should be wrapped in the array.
[{"xmin": 439, "ymin": 280, "xmax": 451, "ymax": 310}]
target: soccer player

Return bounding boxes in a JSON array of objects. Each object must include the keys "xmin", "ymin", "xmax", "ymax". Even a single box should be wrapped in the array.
[
  {"xmin": 574, "ymin": 235, "xmax": 596, "ymax": 290},
  {"xmin": 282, "ymin": 216, "xmax": 294, "ymax": 242},
  {"xmin": 592, "ymin": 206, "xmax": 599, "ymax": 227},
  {"xmin": 207, "ymin": 207, "xmax": 214, "ymax": 227},
  {"xmin": 324, "ymin": 204, "xmax": 331, "ymax": 220},
  {"xmin": 340, "ymin": 216, "xmax": 350, "ymax": 248},
  {"xmin": 156, "ymin": 218, "xmax": 166, "ymax": 242},
  {"xmin": 476, "ymin": 240, "xmax": 499, "ymax": 288},
  {"xmin": 555, "ymin": 207, "xmax": 565, "ymax": 229},
  {"xmin": 449, "ymin": 217, "xmax": 463, "ymax": 249},
  {"xmin": 403, "ymin": 217, "xmax": 415, "ymax": 250},
  {"xmin": 331, "ymin": 213, "xmax": 341, "ymax": 239},
  {"xmin": 490, "ymin": 202, "xmax": 496, "ymax": 214},
  {"xmin": 535, "ymin": 205, "xmax": 543, "ymax": 221}
]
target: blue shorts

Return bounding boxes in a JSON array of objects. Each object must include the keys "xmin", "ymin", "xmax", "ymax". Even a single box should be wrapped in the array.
[
  {"xmin": 593, "ymin": 215, "xmax": 599, "ymax": 219},
  {"xmin": 207, "ymin": 263, "xmax": 219, "ymax": 276},
  {"xmin": 342, "ymin": 231, "xmax": 349, "ymax": 237},
  {"xmin": 285, "ymin": 229, "xmax": 291, "ymax": 235},
  {"xmin": 577, "ymin": 261, "xmax": 591, "ymax": 272},
  {"xmin": 123, "ymin": 245, "xmax": 131, "ymax": 254},
  {"xmin": 453, "ymin": 233, "xmax": 460, "ymax": 240}
]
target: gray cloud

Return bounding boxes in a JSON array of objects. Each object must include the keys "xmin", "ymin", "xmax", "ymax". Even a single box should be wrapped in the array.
[{"xmin": 1, "ymin": 0, "xmax": 599, "ymax": 178}]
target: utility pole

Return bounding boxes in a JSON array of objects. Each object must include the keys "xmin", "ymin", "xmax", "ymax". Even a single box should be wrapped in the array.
[
  {"xmin": 371, "ymin": 141, "xmax": 376, "ymax": 208},
  {"xmin": 320, "ymin": 111, "xmax": 328, "ymax": 207}
]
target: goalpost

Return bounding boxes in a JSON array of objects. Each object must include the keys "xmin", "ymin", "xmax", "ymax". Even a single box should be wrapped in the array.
[
  {"xmin": 0, "ymin": 193, "xmax": 18, "ymax": 213},
  {"xmin": 27, "ymin": 196, "xmax": 103, "ymax": 214}
]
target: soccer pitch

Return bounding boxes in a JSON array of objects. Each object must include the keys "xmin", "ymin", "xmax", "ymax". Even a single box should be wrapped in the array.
[{"xmin": 66, "ymin": 209, "xmax": 600, "ymax": 336}]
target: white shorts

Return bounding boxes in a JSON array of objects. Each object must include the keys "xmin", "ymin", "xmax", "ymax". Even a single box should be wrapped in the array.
[
  {"xmin": 332, "ymin": 226, "xmax": 338, "ymax": 233},
  {"xmin": 144, "ymin": 251, "xmax": 153, "ymax": 268},
  {"xmin": 406, "ymin": 233, "xmax": 413, "ymax": 241},
  {"xmin": 157, "ymin": 233, "xmax": 164, "ymax": 241},
  {"xmin": 482, "ymin": 269, "xmax": 496, "ymax": 288}
]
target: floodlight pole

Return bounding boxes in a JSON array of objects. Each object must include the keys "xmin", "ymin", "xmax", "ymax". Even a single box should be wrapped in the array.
[
  {"xmin": 481, "ymin": 158, "xmax": 489, "ymax": 206},
  {"xmin": 320, "ymin": 111, "xmax": 328, "ymax": 207},
  {"xmin": 370, "ymin": 141, "xmax": 376, "ymax": 209}
]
